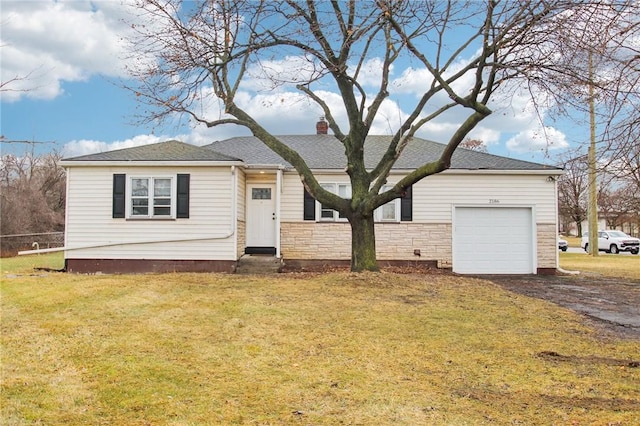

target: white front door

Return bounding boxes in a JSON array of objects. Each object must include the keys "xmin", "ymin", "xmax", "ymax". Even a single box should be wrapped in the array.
[{"xmin": 246, "ymin": 184, "xmax": 277, "ymax": 248}]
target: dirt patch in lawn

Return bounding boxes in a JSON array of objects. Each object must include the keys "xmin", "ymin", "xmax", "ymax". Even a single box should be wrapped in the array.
[
  {"xmin": 284, "ymin": 265, "xmax": 640, "ymax": 340},
  {"xmin": 484, "ymin": 274, "xmax": 640, "ymax": 340}
]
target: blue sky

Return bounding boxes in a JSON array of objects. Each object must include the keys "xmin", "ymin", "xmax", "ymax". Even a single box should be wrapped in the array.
[{"xmin": 1, "ymin": 0, "xmax": 580, "ymax": 163}]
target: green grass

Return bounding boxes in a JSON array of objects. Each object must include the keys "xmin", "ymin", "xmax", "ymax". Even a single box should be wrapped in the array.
[
  {"xmin": 0, "ymin": 252, "xmax": 64, "ymax": 274},
  {"xmin": 563, "ymin": 236, "xmax": 582, "ymax": 248},
  {"xmin": 2, "ymin": 271, "xmax": 639, "ymax": 425},
  {"xmin": 560, "ymin": 252, "xmax": 640, "ymax": 280}
]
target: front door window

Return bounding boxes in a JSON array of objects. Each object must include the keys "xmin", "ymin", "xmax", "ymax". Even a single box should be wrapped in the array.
[{"xmin": 252, "ymin": 188, "xmax": 272, "ymax": 200}]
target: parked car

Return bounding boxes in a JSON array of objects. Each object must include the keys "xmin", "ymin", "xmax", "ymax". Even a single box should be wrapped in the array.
[
  {"xmin": 581, "ymin": 230, "xmax": 640, "ymax": 254},
  {"xmin": 558, "ymin": 237, "xmax": 568, "ymax": 252}
]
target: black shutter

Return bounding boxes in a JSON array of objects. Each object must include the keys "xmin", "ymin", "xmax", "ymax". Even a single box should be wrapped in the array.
[
  {"xmin": 303, "ymin": 189, "xmax": 316, "ymax": 220},
  {"xmin": 400, "ymin": 185, "xmax": 412, "ymax": 221},
  {"xmin": 177, "ymin": 174, "xmax": 190, "ymax": 218},
  {"xmin": 112, "ymin": 174, "xmax": 126, "ymax": 218}
]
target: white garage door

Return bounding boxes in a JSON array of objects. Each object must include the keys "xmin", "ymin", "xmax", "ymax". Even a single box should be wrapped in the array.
[{"xmin": 453, "ymin": 207, "xmax": 534, "ymax": 274}]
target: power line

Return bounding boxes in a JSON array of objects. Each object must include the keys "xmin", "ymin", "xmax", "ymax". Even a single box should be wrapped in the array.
[{"xmin": 0, "ymin": 138, "xmax": 55, "ymax": 145}]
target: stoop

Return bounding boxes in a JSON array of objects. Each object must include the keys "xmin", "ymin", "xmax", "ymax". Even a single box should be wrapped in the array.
[{"xmin": 236, "ymin": 254, "xmax": 283, "ymax": 275}]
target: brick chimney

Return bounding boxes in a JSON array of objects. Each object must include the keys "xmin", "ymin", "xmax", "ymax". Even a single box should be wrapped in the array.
[{"xmin": 316, "ymin": 116, "xmax": 329, "ymax": 135}]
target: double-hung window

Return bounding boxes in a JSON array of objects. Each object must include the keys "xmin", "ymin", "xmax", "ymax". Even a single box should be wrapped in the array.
[
  {"xmin": 375, "ymin": 185, "xmax": 400, "ymax": 222},
  {"xmin": 113, "ymin": 173, "xmax": 189, "ymax": 219},
  {"xmin": 318, "ymin": 183, "xmax": 351, "ymax": 221},
  {"xmin": 303, "ymin": 182, "xmax": 411, "ymax": 222},
  {"xmin": 130, "ymin": 177, "xmax": 173, "ymax": 218}
]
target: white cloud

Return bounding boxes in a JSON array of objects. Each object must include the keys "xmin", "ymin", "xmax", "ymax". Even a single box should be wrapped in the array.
[
  {"xmin": 0, "ymin": 0, "xmax": 143, "ymax": 101},
  {"xmin": 466, "ymin": 127, "xmax": 501, "ymax": 146},
  {"xmin": 62, "ymin": 134, "xmax": 163, "ymax": 158},
  {"xmin": 506, "ymin": 126, "xmax": 569, "ymax": 154},
  {"xmin": 242, "ymin": 56, "xmax": 325, "ymax": 91},
  {"xmin": 354, "ymin": 58, "xmax": 394, "ymax": 87},
  {"xmin": 187, "ymin": 87, "xmax": 348, "ymax": 137},
  {"xmin": 392, "ymin": 66, "xmax": 434, "ymax": 94}
]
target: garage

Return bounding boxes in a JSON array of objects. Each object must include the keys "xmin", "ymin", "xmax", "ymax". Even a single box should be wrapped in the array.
[{"xmin": 453, "ymin": 206, "xmax": 535, "ymax": 274}]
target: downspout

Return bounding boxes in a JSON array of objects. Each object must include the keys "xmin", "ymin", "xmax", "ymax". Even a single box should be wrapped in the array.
[
  {"xmin": 63, "ymin": 167, "xmax": 70, "ymax": 267},
  {"xmin": 231, "ymin": 165, "xmax": 238, "ymax": 258},
  {"xmin": 554, "ymin": 177, "xmax": 560, "ymax": 272},
  {"xmin": 276, "ymin": 168, "xmax": 282, "ymax": 258}
]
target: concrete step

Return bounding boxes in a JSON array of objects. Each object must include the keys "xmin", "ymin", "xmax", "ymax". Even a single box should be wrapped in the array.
[{"xmin": 236, "ymin": 254, "xmax": 283, "ymax": 275}]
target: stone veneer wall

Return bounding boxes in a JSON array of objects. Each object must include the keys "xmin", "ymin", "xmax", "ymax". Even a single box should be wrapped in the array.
[
  {"xmin": 536, "ymin": 223, "xmax": 558, "ymax": 269},
  {"xmin": 237, "ymin": 220, "xmax": 246, "ymax": 259},
  {"xmin": 281, "ymin": 222, "xmax": 558, "ymax": 272},
  {"xmin": 280, "ymin": 222, "xmax": 452, "ymax": 264}
]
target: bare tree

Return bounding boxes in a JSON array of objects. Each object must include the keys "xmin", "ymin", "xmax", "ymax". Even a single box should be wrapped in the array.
[
  {"xmin": 603, "ymin": 142, "xmax": 640, "ymax": 235},
  {"xmin": 0, "ymin": 69, "xmax": 40, "ymax": 95},
  {"xmin": 125, "ymin": 0, "xmax": 636, "ymax": 271},
  {"xmin": 557, "ymin": 153, "xmax": 589, "ymax": 236},
  {"xmin": 556, "ymin": 145, "xmax": 640, "ymax": 237},
  {"xmin": 459, "ymin": 138, "xmax": 488, "ymax": 153},
  {"xmin": 522, "ymin": 2, "xmax": 640, "ymax": 254},
  {"xmin": 0, "ymin": 146, "xmax": 66, "ymax": 252},
  {"xmin": 598, "ymin": 185, "xmax": 628, "ymax": 230}
]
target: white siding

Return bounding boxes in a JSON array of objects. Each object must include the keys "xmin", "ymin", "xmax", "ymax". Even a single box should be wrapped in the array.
[
  {"xmin": 278, "ymin": 170, "xmax": 558, "ymax": 271},
  {"xmin": 281, "ymin": 173, "xmax": 305, "ymax": 221},
  {"xmin": 413, "ymin": 173, "xmax": 557, "ymax": 223},
  {"xmin": 65, "ymin": 166, "xmax": 237, "ymax": 260},
  {"xmin": 236, "ymin": 169, "xmax": 246, "ymax": 221},
  {"xmin": 281, "ymin": 171, "xmax": 557, "ymax": 224},
  {"xmin": 281, "ymin": 172, "xmax": 351, "ymax": 221}
]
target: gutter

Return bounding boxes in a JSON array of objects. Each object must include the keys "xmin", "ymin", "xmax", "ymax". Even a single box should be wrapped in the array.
[{"xmin": 60, "ymin": 160, "xmax": 245, "ymax": 167}]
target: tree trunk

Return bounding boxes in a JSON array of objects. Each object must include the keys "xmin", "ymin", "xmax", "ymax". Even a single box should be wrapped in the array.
[{"xmin": 350, "ymin": 212, "xmax": 379, "ymax": 272}]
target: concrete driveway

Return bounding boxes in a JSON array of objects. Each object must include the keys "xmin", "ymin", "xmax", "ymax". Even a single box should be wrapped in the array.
[{"xmin": 486, "ymin": 274, "xmax": 640, "ymax": 340}]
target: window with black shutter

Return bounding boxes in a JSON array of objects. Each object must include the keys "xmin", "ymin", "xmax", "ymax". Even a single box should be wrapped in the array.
[
  {"xmin": 176, "ymin": 174, "xmax": 190, "ymax": 218},
  {"xmin": 400, "ymin": 185, "xmax": 412, "ymax": 221},
  {"xmin": 303, "ymin": 189, "xmax": 315, "ymax": 220},
  {"xmin": 112, "ymin": 174, "xmax": 126, "ymax": 218}
]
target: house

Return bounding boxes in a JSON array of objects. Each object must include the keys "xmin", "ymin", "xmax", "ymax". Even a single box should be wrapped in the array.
[{"xmin": 60, "ymin": 121, "xmax": 564, "ymax": 274}]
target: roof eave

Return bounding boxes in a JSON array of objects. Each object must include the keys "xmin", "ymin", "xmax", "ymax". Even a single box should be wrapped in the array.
[
  {"xmin": 277, "ymin": 168, "xmax": 564, "ymax": 175},
  {"xmin": 60, "ymin": 160, "xmax": 246, "ymax": 167},
  {"xmin": 243, "ymin": 164, "xmax": 288, "ymax": 170},
  {"xmin": 441, "ymin": 168, "xmax": 564, "ymax": 175}
]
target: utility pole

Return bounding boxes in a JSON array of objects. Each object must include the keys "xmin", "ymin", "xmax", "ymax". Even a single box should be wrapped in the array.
[{"xmin": 587, "ymin": 51, "xmax": 599, "ymax": 256}]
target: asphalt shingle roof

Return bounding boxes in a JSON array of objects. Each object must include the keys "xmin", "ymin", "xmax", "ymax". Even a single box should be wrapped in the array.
[
  {"xmin": 63, "ymin": 140, "xmax": 240, "ymax": 162},
  {"xmin": 204, "ymin": 135, "xmax": 561, "ymax": 171},
  {"xmin": 63, "ymin": 136, "xmax": 560, "ymax": 172}
]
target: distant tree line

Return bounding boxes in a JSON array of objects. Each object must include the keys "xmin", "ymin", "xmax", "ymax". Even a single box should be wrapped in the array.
[
  {"xmin": 0, "ymin": 144, "xmax": 66, "ymax": 254},
  {"xmin": 557, "ymin": 148, "xmax": 640, "ymax": 237}
]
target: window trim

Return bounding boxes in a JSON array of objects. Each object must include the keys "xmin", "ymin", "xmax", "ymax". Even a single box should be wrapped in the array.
[
  {"xmin": 126, "ymin": 175, "xmax": 176, "ymax": 219},
  {"xmin": 375, "ymin": 185, "xmax": 401, "ymax": 222},
  {"xmin": 317, "ymin": 183, "xmax": 351, "ymax": 222},
  {"xmin": 312, "ymin": 182, "xmax": 406, "ymax": 223}
]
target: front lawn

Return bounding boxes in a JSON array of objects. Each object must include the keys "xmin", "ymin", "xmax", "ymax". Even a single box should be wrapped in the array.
[
  {"xmin": 2, "ymin": 271, "xmax": 638, "ymax": 424},
  {"xmin": 1, "ymin": 251, "xmax": 64, "ymax": 274},
  {"xmin": 560, "ymin": 252, "xmax": 640, "ymax": 280},
  {"xmin": 562, "ymin": 236, "xmax": 582, "ymax": 248}
]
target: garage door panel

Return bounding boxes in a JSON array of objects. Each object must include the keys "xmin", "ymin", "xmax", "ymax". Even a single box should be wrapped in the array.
[{"xmin": 453, "ymin": 207, "xmax": 534, "ymax": 274}]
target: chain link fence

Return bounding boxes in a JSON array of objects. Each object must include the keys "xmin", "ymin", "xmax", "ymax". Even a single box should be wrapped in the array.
[{"xmin": 0, "ymin": 232, "xmax": 65, "ymax": 273}]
